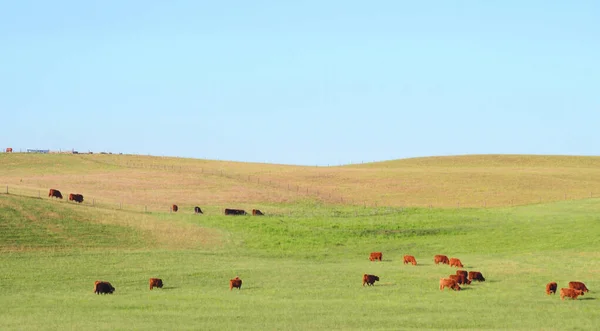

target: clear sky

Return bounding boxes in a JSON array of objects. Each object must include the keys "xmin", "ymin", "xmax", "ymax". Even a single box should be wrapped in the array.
[{"xmin": 1, "ymin": 1, "xmax": 598, "ymax": 165}]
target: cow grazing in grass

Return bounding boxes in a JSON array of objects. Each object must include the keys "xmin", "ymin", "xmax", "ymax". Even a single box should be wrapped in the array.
[
  {"xmin": 149, "ymin": 278, "xmax": 163, "ymax": 290},
  {"xmin": 252, "ymin": 209, "xmax": 264, "ymax": 216},
  {"xmin": 403, "ymin": 255, "xmax": 417, "ymax": 265},
  {"xmin": 456, "ymin": 270, "xmax": 468, "ymax": 278},
  {"xmin": 468, "ymin": 271, "xmax": 486, "ymax": 282},
  {"xmin": 48, "ymin": 189, "xmax": 63, "ymax": 199},
  {"xmin": 171, "ymin": 204, "xmax": 178, "ymax": 212},
  {"xmin": 225, "ymin": 208, "xmax": 247, "ymax": 215},
  {"xmin": 449, "ymin": 258, "xmax": 464, "ymax": 268},
  {"xmin": 546, "ymin": 282, "xmax": 557, "ymax": 295},
  {"xmin": 94, "ymin": 281, "xmax": 115, "ymax": 295},
  {"xmin": 560, "ymin": 288, "xmax": 584, "ymax": 300},
  {"xmin": 439, "ymin": 278, "xmax": 461, "ymax": 291},
  {"xmin": 68, "ymin": 193, "xmax": 84, "ymax": 203},
  {"xmin": 230, "ymin": 277, "xmax": 242, "ymax": 290},
  {"xmin": 194, "ymin": 206, "xmax": 203, "ymax": 214},
  {"xmin": 369, "ymin": 252, "xmax": 382, "ymax": 261},
  {"xmin": 434, "ymin": 255, "xmax": 449, "ymax": 265},
  {"xmin": 568, "ymin": 281, "xmax": 589, "ymax": 293},
  {"xmin": 362, "ymin": 274, "xmax": 379, "ymax": 286},
  {"xmin": 449, "ymin": 274, "xmax": 471, "ymax": 285}
]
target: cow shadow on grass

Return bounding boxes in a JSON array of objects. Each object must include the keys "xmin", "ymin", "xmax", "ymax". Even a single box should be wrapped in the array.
[
  {"xmin": 578, "ymin": 297, "xmax": 595, "ymax": 301},
  {"xmin": 160, "ymin": 286, "xmax": 177, "ymax": 290}
]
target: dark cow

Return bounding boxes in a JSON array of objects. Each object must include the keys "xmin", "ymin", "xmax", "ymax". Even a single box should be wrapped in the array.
[
  {"xmin": 94, "ymin": 281, "xmax": 115, "ymax": 295},
  {"xmin": 449, "ymin": 258, "xmax": 464, "ymax": 268},
  {"xmin": 403, "ymin": 255, "xmax": 417, "ymax": 265},
  {"xmin": 449, "ymin": 274, "xmax": 471, "ymax": 285},
  {"xmin": 48, "ymin": 189, "xmax": 63, "ymax": 199},
  {"xmin": 362, "ymin": 274, "xmax": 379, "ymax": 286},
  {"xmin": 252, "ymin": 209, "xmax": 264, "ymax": 216},
  {"xmin": 171, "ymin": 204, "xmax": 178, "ymax": 212},
  {"xmin": 230, "ymin": 277, "xmax": 242, "ymax": 290},
  {"xmin": 194, "ymin": 206, "xmax": 203, "ymax": 214},
  {"xmin": 369, "ymin": 252, "xmax": 383, "ymax": 261},
  {"xmin": 68, "ymin": 193, "xmax": 84, "ymax": 203},
  {"xmin": 440, "ymin": 278, "xmax": 461, "ymax": 291},
  {"xmin": 456, "ymin": 270, "xmax": 468, "ymax": 279},
  {"xmin": 560, "ymin": 288, "xmax": 584, "ymax": 300},
  {"xmin": 224, "ymin": 208, "xmax": 247, "ymax": 215},
  {"xmin": 468, "ymin": 271, "xmax": 486, "ymax": 282},
  {"xmin": 149, "ymin": 278, "xmax": 163, "ymax": 290},
  {"xmin": 434, "ymin": 255, "xmax": 450, "ymax": 265},
  {"xmin": 546, "ymin": 282, "xmax": 557, "ymax": 295},
  {"xmin": 568, "ymin": 281, "xmax": 589, "ymax": 293}
]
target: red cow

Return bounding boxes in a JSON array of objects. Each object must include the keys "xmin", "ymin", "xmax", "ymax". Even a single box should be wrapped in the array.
[
  {"xmin": 546, "ymin": 282, "xmax": 557, "ymax": 295},
  {"xmin": 560, "ymin": 288, "xmax": 584, "ymax": 300},
  {"xmin": 362, "ymin": 274, "xmax": 379, "ymax": 286},
  {"xmin": 468, "ymin": 271, "xmax": 486, "ymax": 282},
  {"xmin": 449, "ymin": 258, "xmax": 464, "ymax": 268},
  {"xmin": 68, "ymin": 193, "xmax": 84, "ymax": 203},
  {"xmin": 434, "ymin": 255, "xmax": 450, "ymax": 265},
  {"xmin": 6, "ymin": 148, "xmax": 12, "ymax": 153},
  {"xmin": 149, "ymin": 278, "xmax": 163, "ymax": 290},
  {"xmin": 456, "ymin": 270, "xmax": 468, "ymax": 278},
  {"xmin": 230, "ymin": 277, "xmax": 242, "ymax": 290},
  {"xmin": 48, "ymin": 189, "xmax": 63, "ymax": 199},
  {"xmin": 252, "ymin": 209, "xmax": 264, "ymax": 216},
  {"xmin": 568, "ymin": 281, "xmax": 589, "ymax": 293},
  {"xmin": 369, "ymin": 252, "xmax": 383, "ymax": 261},
  {"xmin": 439, "ymin": 278, "xmax": 461, "ymax": 291},
  {"xmin": 403, "ymin": 255, "xmax": 417, "ymax": 265},
  {"xmin": 449, "ymin": 274, "xmax": 471, "ymax": 285},
  {"xmin": 171, "ymin": 204, "xmax": 178, "ymax": 212}
]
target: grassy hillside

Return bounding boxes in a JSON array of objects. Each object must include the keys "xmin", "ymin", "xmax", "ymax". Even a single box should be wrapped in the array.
[
  {"xmin": 2, "ymin": 153, "xmax": 600, "ymax": 209},
  {"xmin": 0, "ymin": 193, "xmax": 598, "ymax": 330}
]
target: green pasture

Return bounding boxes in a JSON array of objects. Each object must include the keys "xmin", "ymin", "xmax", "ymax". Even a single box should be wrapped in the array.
[{"xmin": 0, "ymin": 194, "xmax": 598, "ymax": 330}]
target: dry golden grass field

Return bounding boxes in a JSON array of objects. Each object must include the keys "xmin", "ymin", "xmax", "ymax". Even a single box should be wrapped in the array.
[{"xmin": 2, "ymin": 153, "xmax": 600, "ymax": 212}]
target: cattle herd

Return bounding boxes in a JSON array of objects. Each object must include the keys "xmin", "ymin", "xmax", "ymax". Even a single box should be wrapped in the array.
[
  {"xmin": 48, "ymin": 189, "xmax": 265, "ymax": 216},
  {"xmin": 46, "ymin": 188, "xmax": 590, "ymax": 300},
  {"xmin": 365, "ymin": 252, "xmax": 590, "ymax": 299}
]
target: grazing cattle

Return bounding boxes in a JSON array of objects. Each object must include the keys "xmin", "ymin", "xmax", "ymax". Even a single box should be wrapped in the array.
[
  {"xmin": 568, "ymin": 281, "xmax": 589, "ymax": 293},
  {"xmin": 546, "ymin": 282, "xmax": 558, "ymax": 295},
  {"xmin": 224, "ymin": 208, "xmax": 247, "ymax": 215},
  {"xmin": 450, "ymin": 274, "xmax": 471, "ymax": 285},
  {"xmin": 362, "ymin": 274, "xmax": 379, "ymax": 286},
  {"xmin": 171, "ymin": 204, "xmax": 178, "ymax": 212},
  {"xmin": 403, "ymin": 255, "xmax": 417, "ymax": 265},
  {"xmin": 194, "ymin": 206, "xmax": 203, "ymax": 214},
  {"xmin": 252, "ymin": 209, "xmax": 264, "ymax": 216},
  {"xmin": 369, "ymin": 252, "xmax": 383, "ymax": 261},
  {"xmin": 434, "ymin": 255, "xmax": 450, "ymax": 265},
  {"xmin": 560, "ymin": 288, "xmax": 584, "ymax": 300},
  {"xmin": 449, "ymin": 258, "xmax": 464, "ymax": 268},
  {"xmin": 48, "ymin": 189, "xmax": 63, "ymax": 199},
  {"xmin": 6, "ymin": 148, "xmax": 12, "ymax": 153},
  {"xmin": 456, "ymin": 270, "xmax": 468, "ymax": 279},
  {"xmin": 230, "ymin": 277, "xmax": 242, "ymax": 290},
  {"xmin": 94, "ymin": 281, "xmax": 115, "ymax": 295},
  {"xmin": 68, "ymin": 193, "xmax": 84, "ymax": 203},
  {"xmin": 439, "ymin": 278, "xmax": 461, "ymax": 291},
  {"xmin": 468, "ymin": 271, "xmax": 486, "ymax": 282},
  {"xmin": 149, "ymin": 278, "xmax": 163, "ymax": 290}
]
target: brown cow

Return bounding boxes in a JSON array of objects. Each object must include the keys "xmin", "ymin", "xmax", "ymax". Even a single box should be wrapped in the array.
[
  {"xmin": 48, "ymin": 189, "xmax": 63, "ymax": 199},
  {"xmin": 149, "ymin": 278, "xmax": 163, "ymax": 290},
  {"xmin": 252, "ymin": 209, "xmax": 264, "ymax": 216},
  {"xmin": 224, "ymin": 208, "xmax": 247, "ymax": 215},
  {"xmin": 171, "ymin": 204, "xmax": 178, "ymax": 212},
  {"xmin": 194, "ymin": 206, "xmax": 203, "ymax": 214},
  {"xmin": 69, "ymin": 193, "xmax": 84, "ymax": 203},
  {"xmin": 568, "ymin": 281, "xmax": 589, "ymax": 293},
  {"xmin": 560, "ymin": 288, "xmax": 584, "ymax": 300},
  {"xmin": 449, "ymin": 274, "xmax": 471, "ymax": 285},
  {"xmin": 434, "ymin": 255, "xmax": 450, "ymax": 265},
  {"xmin": 456, "ymin": 270, "xmax": 468, "ymax": 278},
  {"xmin": 449, "ymin": 258, "xmax": 464, "ymax": 268},
  {"xmin": 369, "ymin": 252, "xmax": 383, "ymax": 261},
  {"xmin": 230, "ymin": 277, "xmax": 242, "ymax": 290},
  {"xmin": 403, "ymin": 255, "xmax": 417, "ymax": 265},
  {"xmin": 94, "ymin": 281, "xmax": 115, "ymax": 295},
  {"xmin": 546, "ymin": 282, "xmax": 557, "ymax": 295},
  {"xmin": 6, "ymin": 148, "xmax": 12, "ymax": 153},
  {"xmin": 468, "ymin": 271, "xmax": 486, "ymax": 282},
  {"xmin": 362, "ymin": 274, "xmax": 379, "ymax": 286},
  {"xmin": 439, "ymin": 278, "xmax": 461, "ymax": 291}
]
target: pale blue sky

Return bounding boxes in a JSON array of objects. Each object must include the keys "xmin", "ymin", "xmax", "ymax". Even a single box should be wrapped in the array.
[{"xmin": 1, "ymin": 1, "xmax": 598, "ymax": 165}]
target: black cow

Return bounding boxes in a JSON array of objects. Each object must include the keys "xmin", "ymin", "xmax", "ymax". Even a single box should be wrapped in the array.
[
  {"xmin": 224, "ymin": 208, "xmax": 247, "ymax": 215},
  {"xmin": 194, "ymin": 206, "xmax": 203, "ymax": 214}
]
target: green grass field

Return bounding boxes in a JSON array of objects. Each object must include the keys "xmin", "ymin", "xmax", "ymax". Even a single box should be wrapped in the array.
[{"xmin": 1, "ymin": 154, "xmax": 599, "ymax": 330}]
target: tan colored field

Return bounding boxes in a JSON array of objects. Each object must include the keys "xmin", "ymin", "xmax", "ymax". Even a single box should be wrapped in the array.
[{"xmin": 2, "ymin": 153, "xmax": 600, "ymax": 210}]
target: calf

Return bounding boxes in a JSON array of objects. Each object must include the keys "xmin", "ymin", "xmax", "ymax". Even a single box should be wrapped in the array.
[
  {"xmin": 230, "ymin": 277, "xmax": 242, "ymax": 290},
  {"xmin": 560, "ymin": 288, "xmax": 584, "ymax": 300},
  {"xmin": 149, "ymin": 278, "xmax": 163, "ymax": 290},
  {"xmin": 362, "ymin": 274, "xmax": 379, "ymax": 286},
  {"xmin": 449, "ymin": 258, "xmax": 464, "ymax": 268},
  {"xmin": 369, "ymin": 252, "xmax": 382, "ymax": 261},
  {"xmin": 434, "ymin": 255, "xmax": 450, "ymax": 265},
  {"xmin": 439, "ymin": 278, "xmax": 461, "ymax": 291},
  {"xmin": 403, "ymin": 255, "xmax": 417, "ymax": 265},
  {"xmin": 468, "ymin": 271, "xmax": 486, "ymax": 282},
  {"xmin": 546, "ymin": 282, "xmax": 557, "ymax": 295},
  {"xmin": 568, "ymin": 281, "xmax": 589, "ymax": 293}
]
